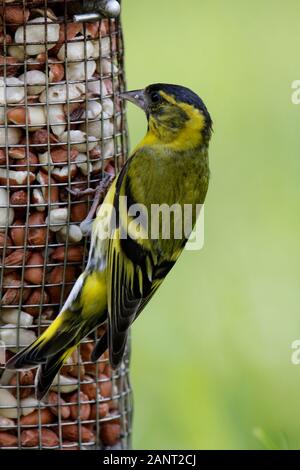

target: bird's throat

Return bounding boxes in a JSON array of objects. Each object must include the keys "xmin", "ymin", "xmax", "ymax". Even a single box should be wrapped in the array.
[{"xmin": 140, "ymin": 120, "xmax": 204, "ymax": 151}]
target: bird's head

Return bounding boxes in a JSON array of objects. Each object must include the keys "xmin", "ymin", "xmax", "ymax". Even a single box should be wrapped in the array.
[{"xmin": 120, "ymin": 83, "xmax": 212, "ymax": 148}]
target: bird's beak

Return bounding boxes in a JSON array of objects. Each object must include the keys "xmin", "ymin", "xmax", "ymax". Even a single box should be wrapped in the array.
[{"xmin": 119, "ymin": 89, "xmax": 147, "ymax": 111}]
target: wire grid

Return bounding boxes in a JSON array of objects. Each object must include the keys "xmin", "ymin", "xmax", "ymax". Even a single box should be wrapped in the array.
[{"xmin": 0, "ymin": 0, "xmax": 132, "ymax": 450}]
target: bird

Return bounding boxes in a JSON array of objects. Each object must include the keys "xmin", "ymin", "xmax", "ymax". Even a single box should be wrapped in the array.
[{"xmin": 6, "ymin": 83, "xmax": 213, "ymax": 399}]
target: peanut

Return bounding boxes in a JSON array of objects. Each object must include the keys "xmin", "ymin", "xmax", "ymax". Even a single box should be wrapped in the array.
[
  {"xmin": 11, "ymin": 153, "xmax": 38, "ymax": 173},
  {"xmin": 51, "ymin": 245, "xmax": 84, "ymax": 263},
  {"xmin": 100, "ymin": 423, "xmax": 121, "ymax": 446},
  {"xmin": 10, "ymin": 190, "xmax": 28, "ymax": 206},
  {"xmin": 51, "ymin": 148, "xmax": 78, "ymax": 164},
  {"xmin": 47, "ymin": 266, "xmax": 77, "ymax": 304},
  {"xmin": 0, "ymin": 232, "xmax": 12, "ymax": 254},
  {"xmin": 68, "ymin": 391, "xmax": 91, "ymax": 421},
  {"xmin": 4, "ymin": 249, "xmax": 29, "ymax": 267},
  {"xmin": 0, "ymin": 416, "xmax": 15, "ymax": 431},
  {"xmin": 99, "ymin": 374, "xmax": 113, "ymax": 399},
  {"xmin": 21, "ymin": 428, "xmax": 59, "ymax": 447},
  {"xmin": 0, "ymin": 431, "xmax": 17, "ymax": 447},
  {"xmin": 10, "ymin": 219, "xmax": 25, "ymax": 246},
  {"xmin": 71, "ymin": 201, "xmax": 88, "ymax": 223},
  {"xmin": 90, "ymin": 402, "xmax": 109, "ymax": 420},
  {"xmin": 2, "ymin": 6, "xmax": 30, "ymax": 25},
  {"xmin": 47, "ymin": 392, "xmax": 70, "ymax": 420},
  {"xmin": 9, "ymin": 370, "xmax": 34, "ymax": 399},
  {"xmin": 20, "ymin": 408, "xmax": 55, "ymax": 426},
  {"xmin": 24, "ymin": 252, "xmax": 44, "ymax": 285},
  {"xmin": 1, "ymin": 279, "xmax": 27, "ymax": 305},
  {"xmin": 81, "ymin": 375, "xmax": 97, "ymax": 400},
  {"xmin": 24, "ymin": 288, "xmax": 49, "ymax": 317},
  {"xmin": 28, "ymin": 212, "xmax": 47, "ymax": 246},
  {"xmin": 61, "ymin": 424, "xmax": 95, "ymax": 443}
]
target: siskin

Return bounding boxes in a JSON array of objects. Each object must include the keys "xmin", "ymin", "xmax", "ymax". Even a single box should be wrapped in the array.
[{"xmin": 7, "ymin": 83, "xmax": 213, "ymax": 399}]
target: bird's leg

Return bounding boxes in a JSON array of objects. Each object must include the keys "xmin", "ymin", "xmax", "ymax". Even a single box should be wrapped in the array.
[
  {"xmin": 78, "ymin": 174, "xmax": 114, "ymax": 236},
  {"xmin": 67, "ymin": 187, "xmax": 96, "ymax": 197}
]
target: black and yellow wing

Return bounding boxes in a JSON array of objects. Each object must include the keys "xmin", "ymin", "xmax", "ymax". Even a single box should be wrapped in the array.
[{"xmin": 106, "ymin": 157, "xmax": 183, "ymax": 368}]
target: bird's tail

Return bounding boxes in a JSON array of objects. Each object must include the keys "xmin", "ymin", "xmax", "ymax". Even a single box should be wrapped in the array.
[
  {"xmin": 6, "ymin": 271, "xmax": 108, "ymax": 399},
  {"xmin": 6, "ymin": 273, "xmax": 90, "ymax": 372},
  {"xmin": 35, "ymin": 346, "xmax": 76, "ymax": 400},
  {"xmin": 6, "ymin": 309, "xmax": 79, "ymax": 371},
  {"xmin": 5, "ymin": 309, "xmax": 94, "ymax": 399}
]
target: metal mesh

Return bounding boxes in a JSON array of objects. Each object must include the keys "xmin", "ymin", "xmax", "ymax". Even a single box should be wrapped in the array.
[{"xmin": 0, "ymin": 0, "xmax": 132, "ymax": 450}]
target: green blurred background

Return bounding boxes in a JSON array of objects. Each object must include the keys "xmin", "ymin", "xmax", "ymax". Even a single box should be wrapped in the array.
[{"xmin": 122, "ymin": 0, "xmax": 300, "ymax": 449}]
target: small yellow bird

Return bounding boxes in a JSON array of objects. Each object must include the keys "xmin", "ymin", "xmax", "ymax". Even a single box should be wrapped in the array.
[{"xmin": 7, "ymin": 83, "xmax": 212, "ymax": 399}]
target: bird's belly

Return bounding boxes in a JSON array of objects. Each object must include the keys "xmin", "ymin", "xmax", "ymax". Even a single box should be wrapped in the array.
[{"xmin": 81, "ymin": 271, "xmax": 108, "ymax": 318}]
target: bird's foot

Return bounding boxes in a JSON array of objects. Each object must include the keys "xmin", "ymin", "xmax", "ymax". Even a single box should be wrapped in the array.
[
  {"xmin": 80, "ymin": 218, "xmax": 94, "ymax": 236},
  {"xmin": 66, "ymin": 187, "xmax": 97, "ymax": 198},
  {"xmin": 77, "ymin": 174, "xmax": 115, "ymax": 235}
]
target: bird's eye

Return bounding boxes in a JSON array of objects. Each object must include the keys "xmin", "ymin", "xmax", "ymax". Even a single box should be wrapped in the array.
[{"xmin": 150, "ymin": 92, "xmax": 161, "ymax": 104}]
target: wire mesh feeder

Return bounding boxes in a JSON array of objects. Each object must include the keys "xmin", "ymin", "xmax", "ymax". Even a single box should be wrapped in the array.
[{"xmin": 0, "ymin": 0, "xmax": 132, "ymax": 450}]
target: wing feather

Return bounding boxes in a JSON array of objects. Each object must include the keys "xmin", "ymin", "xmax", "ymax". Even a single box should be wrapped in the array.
[{"xmin": 106, "ymin": 157, "xmax": 182, "ymax": 368}]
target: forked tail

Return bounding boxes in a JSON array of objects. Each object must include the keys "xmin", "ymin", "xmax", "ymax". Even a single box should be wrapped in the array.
[
  {"xmin": 35, "ymin": 346, "xmax": 76, "ymax": 400},
  {"xmin": 5, "ymin": 271, "xmax": 108, "ymax": 399},
  {"xmin": 6, "ymin": 310, "xmax": 78, "ymax": 370}
]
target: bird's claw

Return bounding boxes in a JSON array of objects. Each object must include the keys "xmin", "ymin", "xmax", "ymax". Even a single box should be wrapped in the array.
[
  {"xmin": 80, "ymin": 219, "xmax": 93, "ymax": 236},
  {"xmin": 75, "ymin": 174, "xmax": 115, "ymax": 236},
  {"xmin": 66, "ymin": 187, "xmax": 96, "ymax": 198}
]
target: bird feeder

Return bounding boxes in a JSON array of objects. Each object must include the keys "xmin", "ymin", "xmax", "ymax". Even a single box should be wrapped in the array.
[{"xmin": 0, "ymin": 0, "xmax": 132, "ymax": 450}]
